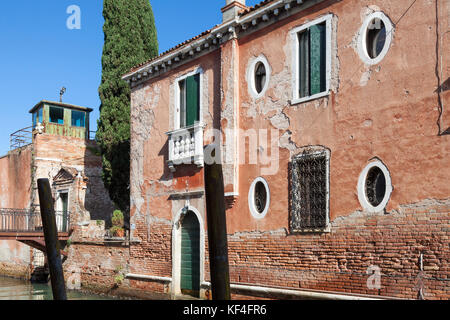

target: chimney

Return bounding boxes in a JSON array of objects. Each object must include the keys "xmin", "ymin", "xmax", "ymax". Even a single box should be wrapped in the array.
[{"xmin": 221, "ymin": 0, "xmax": 247, "ymax": 23}]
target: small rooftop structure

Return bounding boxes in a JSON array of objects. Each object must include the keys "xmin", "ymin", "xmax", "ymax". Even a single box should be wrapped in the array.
[{"xmin": 10, "ymin": 100, "xmax": 95, "ymax": 150}]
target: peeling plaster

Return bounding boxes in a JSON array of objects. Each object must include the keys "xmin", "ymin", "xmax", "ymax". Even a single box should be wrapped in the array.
[{"xmin": 130, "ymin": 83, "xmax": 160, "ymax": 217}]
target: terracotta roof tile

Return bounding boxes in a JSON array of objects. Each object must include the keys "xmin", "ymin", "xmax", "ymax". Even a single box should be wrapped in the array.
[
  {"xmin": 239, "ymin": 0, "xmax": 276, "ymax": 16},
  {"xmin": 127, "ymin": 27, "xmax": 217, "ymax": 75}
]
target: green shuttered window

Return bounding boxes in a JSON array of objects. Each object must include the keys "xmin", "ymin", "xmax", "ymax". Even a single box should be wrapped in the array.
[
  {"xmin": 179, "ymin": 73, "xmax": 200, "ymax": 128},
  {"xmin": 298, "ymin": 21, "xmax": 327, "ymax": 98}
]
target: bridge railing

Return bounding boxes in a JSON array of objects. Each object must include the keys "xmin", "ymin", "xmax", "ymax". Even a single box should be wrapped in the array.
[{"xmin": 0, "ymin": 209, "xmax": 70, "ymax": 233}]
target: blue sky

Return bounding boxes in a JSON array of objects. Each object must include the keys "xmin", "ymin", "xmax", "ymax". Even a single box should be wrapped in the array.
[{"xmin": 0, "ymin": 0, "xmax": 261, "ymax": 156}]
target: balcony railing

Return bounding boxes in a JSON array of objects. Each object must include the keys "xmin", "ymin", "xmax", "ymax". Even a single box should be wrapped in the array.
[
  {"xmin": 166, "ymin": 123, "xmax": 204, "ymax": 172},
  {"xmin": 10, "ymin": 126, "xmax": 33, "ymax": 150},
  {"xmin": 0, "ymin": 209, "xmax": 70, "ymax": 233}
]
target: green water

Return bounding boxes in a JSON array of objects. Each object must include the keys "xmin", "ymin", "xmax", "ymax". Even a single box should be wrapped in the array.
[{"xmin": 0, "ymin": 276, "xmax": 116, "ymax": 300}]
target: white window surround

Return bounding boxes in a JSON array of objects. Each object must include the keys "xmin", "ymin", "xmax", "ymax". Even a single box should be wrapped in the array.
[
  {"xmin": 248, "ymin": 177, "xmax": 270, "ymax": 219},
  {"xmin": 290, "ymin": 14, "xmax": 333, "ymax": 105},
  {"xmin": 357, "ymin": 160, "xmax": 393, "ymax": 213},
  {"xmin": 247, "ymin": 55, "xmax": 271, "ymax": 99},
  {"xmin": 173, "ymin": 67, "xmax": 204, "ymax": 130},
  {"xmin": 357, "ymin": 12, "xmax": 394, "ymax": 65}
]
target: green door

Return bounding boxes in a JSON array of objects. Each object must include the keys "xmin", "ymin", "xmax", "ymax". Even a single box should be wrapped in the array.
[{"xmin": 180, "ymin": 211, "xmax": 200, "ymax": 297}]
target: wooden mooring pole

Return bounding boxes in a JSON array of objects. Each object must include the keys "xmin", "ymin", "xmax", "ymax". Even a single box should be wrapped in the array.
[
  {"xmin": 37, "ymin": 178, "xmax": 67, "ymax": 300},
  {"xmin": 204, "ymin": 163, "xmax": 231, "ymax": 300}
]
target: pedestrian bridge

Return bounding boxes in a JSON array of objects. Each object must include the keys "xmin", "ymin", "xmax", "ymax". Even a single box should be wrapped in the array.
[{"xmin": 0, "ymin": 209, "xmax": 70, "ymax": 255}]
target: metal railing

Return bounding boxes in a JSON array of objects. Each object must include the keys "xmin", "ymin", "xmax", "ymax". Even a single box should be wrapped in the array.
[
  {"xmin": 0, "ymin": 209, "xmax": 70, "ymax": 233},
  {"xmin": 10, "ymin": 126, "xmax": 33, "ymax": 150}
]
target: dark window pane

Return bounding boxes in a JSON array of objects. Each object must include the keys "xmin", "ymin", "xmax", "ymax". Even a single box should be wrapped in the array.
[
  {"xmin": 49, "ymin": 107, "xmax": 64, "ymax": 125},
  {"xmin": 71, "ymin": 110, "xmax": 85, "ymax": 127},
  {"xmin": 366, "ymin": 19, "xmax": 386, "ymax": 59},
  {"xmin": 298, "ymin": 30, "xmax": 310, "ymax": 98},
  {"xmin": 254, "ymin": 181, "xmax": 267, "ymax": 214},
  {"xmin": 254, "ymin": 62, "xmax": 266, "ymax": 94},
  {"xmin": 179, "ymin": 80, "xmax": 186, "ymax": 128},
  {"xmin": 365, "ymin": 167, "xmax": 386, "ymax": 207}
]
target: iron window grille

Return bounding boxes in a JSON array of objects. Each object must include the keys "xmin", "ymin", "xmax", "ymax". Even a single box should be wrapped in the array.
[{"xmin": 290, "ymin": 149, "xmax": 330, "ymax": 233}]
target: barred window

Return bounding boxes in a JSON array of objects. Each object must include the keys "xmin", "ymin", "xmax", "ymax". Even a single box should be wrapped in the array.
[{"xmin": 290, "ymin": 149, "xmax": 329, "ymax": 232}]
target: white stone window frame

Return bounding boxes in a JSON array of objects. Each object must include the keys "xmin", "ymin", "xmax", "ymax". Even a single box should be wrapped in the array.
[
  {"xmin": 247, "ymin": 55, "xmax": 271, "ymax": 99},
  {"xmin": 357, "ymin": 11, "xmax": 394, "ymax": 65},
  {"xmin": 357, "ymin": 159, "xmax": 393, "ymax": 213},
  {"xmin": 290, "ymin": 14, "xmax": 333, "ymax": 105},
  {"xmin": 248, "ymin": 177, "xmax": 271, "ymax": 220},
  {"xmin": 174, "ymin": 67, "xmax": 204, "ymax": 130}
]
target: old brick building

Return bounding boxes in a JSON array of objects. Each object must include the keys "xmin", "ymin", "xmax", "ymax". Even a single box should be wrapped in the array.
[
  {"xmin": 0, "ymin": 100, "xmax": 115, "ymax": 280},
  {"xmin": 122, "ymin": 0, "xmax": 449, "ymax": 300}
]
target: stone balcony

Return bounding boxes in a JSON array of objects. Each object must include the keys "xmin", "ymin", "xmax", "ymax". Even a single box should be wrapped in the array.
[{"xmin": 166, "ymin": 123, "xmax": 204, "ymax": 172}]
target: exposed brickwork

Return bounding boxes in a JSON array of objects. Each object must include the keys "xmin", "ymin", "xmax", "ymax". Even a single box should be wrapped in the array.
[
  {"xmin": 225, "ymin": 201, "xmax": 449, "ymax": 300},
  {"xmin": 64, "ymin": 243, "xmax": 129, "ymax": 293},
  {"xmin": 129, "ymin": 219, "xmax": 173, "ymax": 278}
]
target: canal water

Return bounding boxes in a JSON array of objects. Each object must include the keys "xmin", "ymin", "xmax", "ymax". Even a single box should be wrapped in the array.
[{"xmin": 0, "ymin": 276, "xmax": 116, "ymax": 300}]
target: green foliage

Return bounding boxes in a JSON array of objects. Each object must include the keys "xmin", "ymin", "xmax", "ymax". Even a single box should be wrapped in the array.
[
  {"xmin": 114, "ymin": 274, "xmax": 125, "ymax": 286},
  {"xmin": 97, "ymin": 0, "xmax": 158, "ymax": 220},
  {"xmin": 111, "ymin": 210, "xmax": 124, "ymax": 227}
]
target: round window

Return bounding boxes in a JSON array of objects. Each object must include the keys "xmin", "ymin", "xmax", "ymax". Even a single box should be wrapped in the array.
[
  {"xmin": 248, "ymin": 177, "xmax": 270, "ymax": 219},
  {"xmin": 357, "ymin": 12, "xmax": 393, "ymax": 65},
  {"xmin": 357, "ymin": 160, "xmax": 393, "ymax": 212},
  {"xmin": 248, "ymin": 56, "xmax": 271, "ymax": 98}
]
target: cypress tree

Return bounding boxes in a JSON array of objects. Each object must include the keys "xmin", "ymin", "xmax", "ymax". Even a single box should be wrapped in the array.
[{"xmin": 97, "ymin": 0, "xmax": 158, "ymax": 223}]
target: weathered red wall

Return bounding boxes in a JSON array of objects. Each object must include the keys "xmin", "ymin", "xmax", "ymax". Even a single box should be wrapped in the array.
[
  {"xmin": 0, "ymin": 146, "xmax": 32, "ymax": 210},
  {"xmin": 128, "ymin": 0, "xmax": 449, "ymax": 299}
]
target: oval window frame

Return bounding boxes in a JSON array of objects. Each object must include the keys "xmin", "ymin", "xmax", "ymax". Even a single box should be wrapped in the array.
[
  {"xmin": 357, "ymin": 160, "xmax": 393, "ymax": 213},
  {"xmin": 248, "ymin": 55, "xmax": 271, "ymax": 99},
  {"xmin": 248, "ymin": 177, "xmax": 271, "ymax": 219},
  {"xmin": 357, "ymin": 12, "xmax": 393, "ymax": 65}
]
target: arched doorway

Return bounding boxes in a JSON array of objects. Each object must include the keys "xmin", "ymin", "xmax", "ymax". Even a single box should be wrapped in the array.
[{"xmin": 180, "ymin": 210, "xmax": 200, "ymax": 297}]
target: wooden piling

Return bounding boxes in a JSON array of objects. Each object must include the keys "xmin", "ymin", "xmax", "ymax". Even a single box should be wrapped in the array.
[
  {"xmin": 204, "ymin": 163, "xmax": 231, "ymax": 300},
  {"xmin": 37, "ymin": 178, "xmax": 67, "ymax": 300}
]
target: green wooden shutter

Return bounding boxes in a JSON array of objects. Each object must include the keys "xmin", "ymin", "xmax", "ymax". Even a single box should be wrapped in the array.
[
  {"xmin": 181, "ymin": 211, "xmax": 200, "ymax": 295},
  {"xmin": 298, "ymin": 30, "xmax": 310, "ymax": 98},
  {"xmin": 185, "ymin": 74, "xmax": 200, "ymax": 127},
  {"xmin": 309, "ymin": 23, "xmax": 326, "ymax": 96}
]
